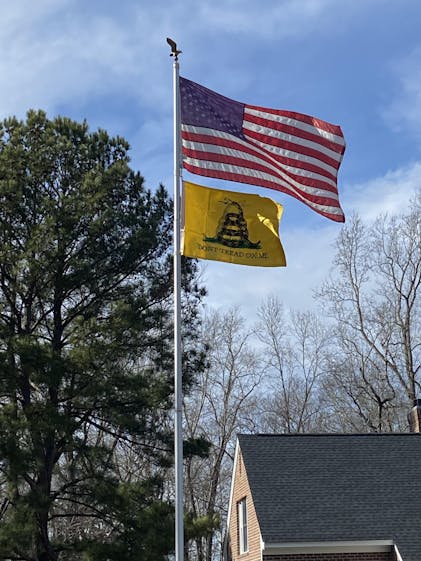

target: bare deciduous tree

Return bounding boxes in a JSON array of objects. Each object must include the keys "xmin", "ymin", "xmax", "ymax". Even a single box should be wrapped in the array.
[
  {"xmin": 183, "ymin": 307, "xmax": 262, "ymax": 561},
  {"xmin": 256, "ymin": 296, "xmax": 331, "ymax": 433},
  {"xmin": 317, "ymin": 193, "xmax": 421, "ymax": 430}
]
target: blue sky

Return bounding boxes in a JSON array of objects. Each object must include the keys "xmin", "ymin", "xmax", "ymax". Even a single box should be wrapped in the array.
[{"xmin": 3, "ymin": 0, "xmax": 421, "ymax": 319}]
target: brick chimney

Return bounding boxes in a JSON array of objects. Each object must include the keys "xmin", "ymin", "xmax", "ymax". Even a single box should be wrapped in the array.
[{"xmin": 408, "ymin": 399, "xmax": 421, "ymax": 433}]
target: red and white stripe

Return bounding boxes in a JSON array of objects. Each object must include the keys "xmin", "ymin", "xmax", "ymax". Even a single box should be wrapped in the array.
[{"xmin": 181, "ymin": 105, "xmax": 346, "ymax": 222}]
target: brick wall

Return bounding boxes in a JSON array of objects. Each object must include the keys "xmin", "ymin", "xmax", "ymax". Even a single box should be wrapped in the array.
[
  {"xmin": 263, "ymin": 552, "xmax": 395, "ymax": 561},
  {"xmin": 227, "ymin": 449, "xmax": 262, "ymax": 561}
]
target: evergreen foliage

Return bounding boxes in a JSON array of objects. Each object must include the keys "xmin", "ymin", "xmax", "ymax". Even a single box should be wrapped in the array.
[{"xmin": 0, "ymin": 110, "xmax": 205, "ymax": 561}]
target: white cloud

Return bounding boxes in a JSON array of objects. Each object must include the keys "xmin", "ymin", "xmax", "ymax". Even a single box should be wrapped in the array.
[
  {"xmin": 344, "ymin": 162, "xmax": 421, "ymax": 221},
  {"xmin": 201, "ymin": 217, "xmax": 341, "ymax": 319},
  {"xmin": 191, "ymin": 0, "xmax": 369, "ymax": 41},
  {"xmin": 202, "ymin": 162, "xmax": 421, "ymax": 321},
  {"xmin": 0, "ymin": 0, "xmax": 372, "ymax": 120},
  {"xmin": 382, "ymin": 47, "xmax": 421, "ymax": 140},
  {"xmin": 0, "ymin": 2, "xmax": 171, "ymax": 117}
]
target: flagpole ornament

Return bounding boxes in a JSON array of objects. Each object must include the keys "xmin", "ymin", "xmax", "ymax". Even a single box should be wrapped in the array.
[{"xmin": 167, "ymin": 37, "xmax": 182, "ymax": 61}]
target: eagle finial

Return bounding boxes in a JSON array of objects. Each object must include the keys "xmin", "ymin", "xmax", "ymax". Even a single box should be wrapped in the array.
[{"xmin": 166, "ymin": 37, "xmax": 182, "ymax": 61}]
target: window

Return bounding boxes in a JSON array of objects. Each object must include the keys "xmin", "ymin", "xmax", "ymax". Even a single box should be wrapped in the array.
[{"xmin": 237, "ymin": 497, "xmax": 248, "ymax": 554}]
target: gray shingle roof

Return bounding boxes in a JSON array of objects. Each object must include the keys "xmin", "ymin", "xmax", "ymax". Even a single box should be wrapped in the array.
[{"xmin": 238, "ymin": 433, "xmax": 421, "ymax": 561}]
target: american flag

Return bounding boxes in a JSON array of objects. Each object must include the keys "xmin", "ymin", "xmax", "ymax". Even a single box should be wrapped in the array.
[{"xmin": 180, "ymin": 77, "xmax": 346, "ymax": 222}]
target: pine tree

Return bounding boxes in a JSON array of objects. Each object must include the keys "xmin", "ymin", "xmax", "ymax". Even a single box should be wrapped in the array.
[{"xmin": 0, "ymin": 110, "xmax": 205, "ymax": 560}]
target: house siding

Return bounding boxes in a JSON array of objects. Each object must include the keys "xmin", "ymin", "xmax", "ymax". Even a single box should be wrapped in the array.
[
  {"xmin": 227, "ymin": 449, "xmax": 262, "ymax": 561},
  {"xmin": 263, "ymin": 552, "xmax": 395, "ymax": 561}
]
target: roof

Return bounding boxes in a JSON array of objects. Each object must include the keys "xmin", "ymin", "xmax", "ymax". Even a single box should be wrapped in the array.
[{"xmin": 238, "ymin": 433, "xmax": 421, "ymax": 561}]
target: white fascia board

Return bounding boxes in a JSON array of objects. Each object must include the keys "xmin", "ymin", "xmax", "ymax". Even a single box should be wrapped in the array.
[
  {"xmin": 262, "ymin": 540, "xmax": 394, "ymax": 555},
  {"xmin": 394, "ymin": 544, "xmax": 403, "ymax": 561},
  {"xmin": 225, "ymin": 439, "xmax": 240, "ymax": 535},
  {"xmin": 223, "ymin": 438, "xmax": 240, "ymax": 561}
]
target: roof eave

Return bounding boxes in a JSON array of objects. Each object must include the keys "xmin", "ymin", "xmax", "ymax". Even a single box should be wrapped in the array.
[{"xmin": 262, "ymin": 539, "xmax": 395, "ymax": 555}]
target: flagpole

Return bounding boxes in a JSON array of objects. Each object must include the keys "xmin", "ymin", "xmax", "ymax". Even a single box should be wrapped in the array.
[{"xmin": 167, "ymin": 37, "xmax": 184, "ymax": 561}]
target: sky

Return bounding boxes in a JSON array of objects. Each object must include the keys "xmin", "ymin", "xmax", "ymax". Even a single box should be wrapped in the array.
[{"xmin": 2, "ymin": 0, "xmax": 421, "ymax": 322}]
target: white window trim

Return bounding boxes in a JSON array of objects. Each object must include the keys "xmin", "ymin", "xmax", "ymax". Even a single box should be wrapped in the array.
[{"xmin": 238, "ymin": 497, "xmax": 248, "ymax": 554}]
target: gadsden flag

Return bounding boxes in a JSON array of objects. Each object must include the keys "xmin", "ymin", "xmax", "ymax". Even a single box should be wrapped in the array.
[{"xmin": 181, "ymin": 181, "xmax": 286, "ymax": 267}]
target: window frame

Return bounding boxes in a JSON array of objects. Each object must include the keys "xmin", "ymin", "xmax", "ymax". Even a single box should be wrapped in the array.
[{"xmin": 237, "ymin": 497, "xmax": 248, "ymax": 554}]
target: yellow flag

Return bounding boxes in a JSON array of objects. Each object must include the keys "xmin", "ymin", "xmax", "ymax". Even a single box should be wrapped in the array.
[{"xmin": 181, "ymin": 181, "xmax": 286, "ymax": 267}]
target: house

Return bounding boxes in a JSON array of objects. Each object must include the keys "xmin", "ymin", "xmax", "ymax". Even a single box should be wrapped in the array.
[{"xmin": 225, "ymin": 403, "xmax": 421, "ymax": 561}]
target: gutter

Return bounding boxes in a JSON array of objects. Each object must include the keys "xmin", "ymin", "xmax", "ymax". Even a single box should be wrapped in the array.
[{"xmin": 262, "ymin": 539, "xmax": 395, "ymax": 555}]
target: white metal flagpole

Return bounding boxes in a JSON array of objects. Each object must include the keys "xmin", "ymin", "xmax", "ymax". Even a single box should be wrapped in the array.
[{"xmin": 167, "ymin": 37, "xmax": 184, "ymax": 561}]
